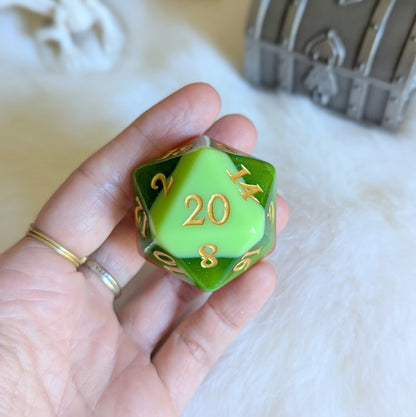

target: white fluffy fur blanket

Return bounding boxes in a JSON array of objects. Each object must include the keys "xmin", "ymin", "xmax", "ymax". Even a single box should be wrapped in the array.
[{"xmin": 1, "ymin": 1, "xmax": 416, "ymax": 416}]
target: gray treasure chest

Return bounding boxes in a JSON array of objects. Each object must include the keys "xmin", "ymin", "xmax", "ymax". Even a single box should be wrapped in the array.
[{"xmin": 245, "ymin": 0, "xmax": 416, "ymax": 129}]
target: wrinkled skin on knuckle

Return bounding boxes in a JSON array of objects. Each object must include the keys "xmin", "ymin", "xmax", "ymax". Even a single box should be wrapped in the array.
[{"xmin": 175, "ymin": 329, "xmax": 212, "ymax": 369}]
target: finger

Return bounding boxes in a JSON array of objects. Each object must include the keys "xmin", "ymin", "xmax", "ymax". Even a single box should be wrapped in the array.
[
  {"xmin": 276, "ymin": 195, "xmax": 289, "ymax": 234},
  {"xmin": 152, "ymin": 261, "xmax": 276, "ymax": 415},
  {"xmin": 87, "ymin": 113, "xmax": 258, "ymax": 284},
  {"xmin": 31, "ymin": 83, "xmax": 221, "ymax": 261},
  {"xmin": 115, "ymin": 114, "xmax": 258, "ymax": 346},
  {"xmin": 118, "ymin": 269, "xmax": 205, "ymax": 352},
  {"xmin": 204, "ymin": 113, "xmax": 257, "ymax": 150},
  {"xmin": 79, "ymin": 212, "xmax": 144, "ymax": 301}
]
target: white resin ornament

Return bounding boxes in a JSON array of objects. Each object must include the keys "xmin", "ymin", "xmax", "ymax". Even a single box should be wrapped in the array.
[{"xmin": 0, "ymin": 0, "xmax": 124, "ymax": 71}]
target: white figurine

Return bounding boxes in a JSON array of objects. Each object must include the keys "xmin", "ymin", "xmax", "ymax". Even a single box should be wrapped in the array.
[{"xmin": 0, "ymin": 0, "xmax": 124, "ymax": 71}]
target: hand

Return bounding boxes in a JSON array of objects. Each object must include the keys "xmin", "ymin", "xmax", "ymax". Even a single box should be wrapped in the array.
[{"xmin": 0, "ymin": 83, "xmax": 289, "ymax": 417}]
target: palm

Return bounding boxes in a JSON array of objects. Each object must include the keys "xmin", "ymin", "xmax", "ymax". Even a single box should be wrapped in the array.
[
  {"xmin": 0, "ymin": 249, "xmax": 175, "ymax": 416},
  {"xmin": 0, "ymin": 84, "xmax": 288, "ymax": 417}
]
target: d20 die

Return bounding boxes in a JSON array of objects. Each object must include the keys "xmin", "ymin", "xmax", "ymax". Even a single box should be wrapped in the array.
[{"xmin": 132, "ymin": 136, "xmax": 277, "ymax": 292}]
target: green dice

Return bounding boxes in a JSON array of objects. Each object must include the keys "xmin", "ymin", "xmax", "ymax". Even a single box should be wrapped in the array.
[{"xmin": 132, "ymin": 136, "xmax": 277, "ymax": 292}]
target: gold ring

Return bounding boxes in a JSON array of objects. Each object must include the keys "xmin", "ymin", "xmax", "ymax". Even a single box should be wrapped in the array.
[
  {"xmin": 83, "ymin": 259, "xmax": 121, "ymax": 298},
  {"xmin": 26, "ymin": 224, "xmax": 87, "ymax": 268}
]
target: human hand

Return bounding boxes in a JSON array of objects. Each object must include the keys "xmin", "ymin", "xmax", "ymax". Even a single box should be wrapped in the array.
[{"xmin": 0, "ymin": 83, "xmax": 289, "ymax": 417}]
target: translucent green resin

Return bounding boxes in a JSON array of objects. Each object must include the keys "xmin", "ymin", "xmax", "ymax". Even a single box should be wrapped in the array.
[{"xmin": 132, "ymin": 136, "xmax": 277, "ymax": 292}]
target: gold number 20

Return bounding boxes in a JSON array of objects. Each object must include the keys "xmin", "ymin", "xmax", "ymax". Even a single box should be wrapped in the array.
[{"xmin": 183, "ymin": 193, "xmax": 230, "ymax": 226}]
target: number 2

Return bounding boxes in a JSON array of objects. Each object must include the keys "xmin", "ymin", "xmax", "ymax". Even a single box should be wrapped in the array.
[
  {"xmin": 151, "ymin": 173, "xmax": 174, "ymax": 198},
  {"xmin": 183, "ymin": 194, "xmax": 205, "ymax": 226}
]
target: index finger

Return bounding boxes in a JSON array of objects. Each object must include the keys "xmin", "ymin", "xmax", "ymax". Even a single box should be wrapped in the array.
[{"xmin": 33, "ymin": 83, "xmax": 222, "ymax": 260}]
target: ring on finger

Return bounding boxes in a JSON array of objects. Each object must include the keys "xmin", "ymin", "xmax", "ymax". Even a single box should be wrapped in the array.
[
  {"xmin": 83, "ymin": 258, "xmax": 122, "ymax": 298},
  {"xmin": 26, "ymin": 224, "xmax": 87, "ymax": 267}
]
